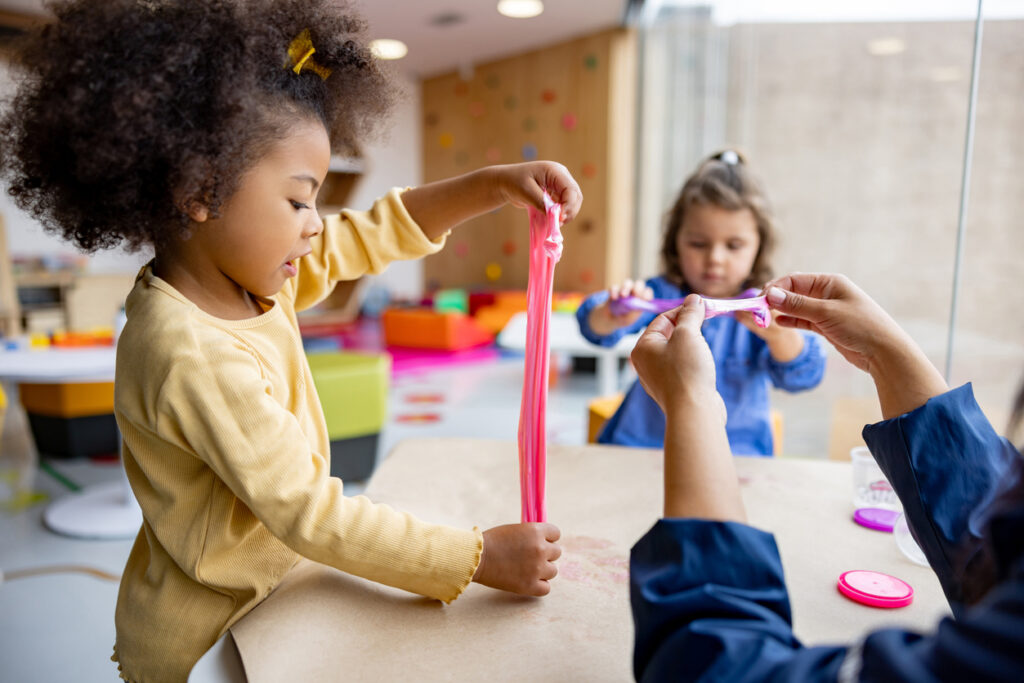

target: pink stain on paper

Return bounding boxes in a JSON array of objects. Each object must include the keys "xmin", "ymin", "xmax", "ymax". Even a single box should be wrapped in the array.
[
  {"xmin": 518, "ymin": 194, "xmax": 563, "ymax": 523},
  {"xmin": 608, "ymin": 288, "xmax": 771, "ymax": 328}
]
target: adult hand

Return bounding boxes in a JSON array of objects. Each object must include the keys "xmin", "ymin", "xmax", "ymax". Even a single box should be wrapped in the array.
[
  {"xmin": 630, "ymin": 294, "xmax": 724, "ymax": 422},
  {"xmin": 473, "ymin": 523, "xmax": 561, "ymax": 597},
  {"xmin": 763, "ymin": 273, "xmax": 906, "ymax": 373},
  {"xmin": 765, "ymin": 272, "xmax": 947, "ymax": 418}
]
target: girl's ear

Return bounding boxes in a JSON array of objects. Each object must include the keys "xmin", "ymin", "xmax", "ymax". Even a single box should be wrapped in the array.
[{"xmin": 184, "ymin": 201, "xmax": 210, "ymax": 223}]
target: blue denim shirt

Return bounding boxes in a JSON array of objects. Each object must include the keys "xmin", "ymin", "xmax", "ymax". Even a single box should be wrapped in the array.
[{"xmin": 576, "ymin": 276, "xmax": 826, "ymax": 455}]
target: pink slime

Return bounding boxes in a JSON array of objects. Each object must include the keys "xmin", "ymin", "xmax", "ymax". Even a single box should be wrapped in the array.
[
  {"xmin": 517, "ymin": 195, "xmax": 563, "ymax": 523},
  {"xmin": 608, "ymin": 288, "xmax": 771, "ymax": 328}
]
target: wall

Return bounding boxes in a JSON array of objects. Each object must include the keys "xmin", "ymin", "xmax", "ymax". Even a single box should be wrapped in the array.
[{"xmin": 420, "ymin": 28, "xmax": 636, "ymax": 294}]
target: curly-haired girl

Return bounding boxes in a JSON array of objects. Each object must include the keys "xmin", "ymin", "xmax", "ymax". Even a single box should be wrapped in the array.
[
  {"xmin": 0, "ymin": 2, "xmax": 580, "ymax": 680},
  {"xmin": 575, "ymin": 150, "xmax": 823, "ymax": 456}
]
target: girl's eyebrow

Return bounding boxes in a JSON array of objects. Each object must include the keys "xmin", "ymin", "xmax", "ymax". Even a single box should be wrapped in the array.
[{"xmin": 291, "ymin": 174, "xmax": 320, "ymax": 191}]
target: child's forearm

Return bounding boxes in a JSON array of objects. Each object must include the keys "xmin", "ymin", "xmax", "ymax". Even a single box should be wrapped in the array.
[
  {"xmin": 765, "ymin": 328, "xmax": 804, "ymax": 363},
  {"xmin": 401, "ymin": 168, "xmax": 503, "ymax": 241},
  {"xmin": 587, "ymin": 304, "xmax": 623, "ymax": 337}
]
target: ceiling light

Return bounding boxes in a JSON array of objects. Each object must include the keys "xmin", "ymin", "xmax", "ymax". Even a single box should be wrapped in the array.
[
  {"xmin": 497, "ymin": 0, "xmax": 544, "ymax": 19},
  {"xmin": 866, "ymin": 38, "xmax": 906, "ymax": 57},
  {"xmin": 369, "ymin": 38, "xmax": 408, "ymax": 60}
]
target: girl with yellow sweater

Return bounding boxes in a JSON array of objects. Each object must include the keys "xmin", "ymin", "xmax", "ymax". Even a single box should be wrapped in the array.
[{"xmin": 0, "ymin": 2, "xmax": 580, "ymax": 680}]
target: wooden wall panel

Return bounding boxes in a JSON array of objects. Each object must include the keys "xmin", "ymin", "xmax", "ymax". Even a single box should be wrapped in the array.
[{"xmin": 421, "ymin": 28, "xmax": 636, "ymax": 293}]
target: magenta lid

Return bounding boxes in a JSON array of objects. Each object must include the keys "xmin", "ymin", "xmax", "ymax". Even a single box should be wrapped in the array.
[
  {"xmin": 837, "ymin": 570, "xmax": 914, "ymax": 608},
  {"xmin": 853, "ymin": 507, "xmax": 901, "ymax": 532}
]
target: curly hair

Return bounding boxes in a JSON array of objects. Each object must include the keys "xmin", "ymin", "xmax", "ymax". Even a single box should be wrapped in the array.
[
  {"xmin": 0, "ymin": 0, "xmax": 394, "ymax": 252},
  {"xmin": 659, "ymin": 150, "xmax": 777, "ymax": 292}
]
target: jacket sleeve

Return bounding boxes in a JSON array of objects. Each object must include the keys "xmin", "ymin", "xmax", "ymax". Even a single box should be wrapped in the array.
[
  {"xmin": 630, "ymin": 519, "xmax": 848, "ymax": 682},
  {"xmin": 762, "ymin": 331, "xmax": 826, "ymax": 392},
  {"xmin": 284, "ymin": 188, "xmax": 448, "ymax": 312},
  {"xmin": 862, "ymin": 383, "xmax": 1020, "ymax": 616}
]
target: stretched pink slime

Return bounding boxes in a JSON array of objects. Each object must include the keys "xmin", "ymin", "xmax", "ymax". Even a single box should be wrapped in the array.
[
  {"xmin": 517, "ymin": 194, "xmax": 562, "ymax": 523},
  {"xmin": 608, "ymin": 288, "xmax": 771, "ymax": 328}
]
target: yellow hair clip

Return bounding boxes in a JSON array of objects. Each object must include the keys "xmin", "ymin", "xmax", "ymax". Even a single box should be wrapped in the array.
[{"xmin": 286, "ymin": 29, "xmax": 332, "ymax": 81}]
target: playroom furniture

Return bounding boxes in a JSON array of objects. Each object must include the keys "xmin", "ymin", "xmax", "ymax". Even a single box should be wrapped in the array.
[
  {"xmin": 306, "ymin": 351, "xmax": 390, "ymax": 481},
  {"xmin": 421, "ymin": 28, "xmax": 636, "ymax": 293},
  {"xmin": 0, "ymin": 346, "xmax": 142, "ymax": 539},
  {"xmin": 201, "ymin": 438, "xmax": 948, "ymax": 682},
  {"xmin": 381, "ymin": 308, "xmax": 493, "ymax": 350},
  {"xmin": 19, "ymin": 381, "xmax": 118, "ymax": 459},
  {"xmin": 497, "ymin": 311, "xmax": 640, "ymax": 396},
  {"xmin": 0, "ymin": 215, "xmax": 22, "ymax": 337}
]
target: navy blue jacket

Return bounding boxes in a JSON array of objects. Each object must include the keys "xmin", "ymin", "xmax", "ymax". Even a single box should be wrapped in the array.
[{"xmin": 630, "ymin": 384, "xmax": 1024, "ymax": 681}]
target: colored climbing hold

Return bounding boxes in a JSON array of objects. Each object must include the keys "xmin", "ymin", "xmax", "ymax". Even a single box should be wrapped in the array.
[
  {"xmin": 541, "ymin": 88, "xmax": 557, "ymax": 103},
  {"xmin": 521, "ymin": 143, "xmax": 538, "ymax": 161},
  {"xmin": 504, "ymin": 95, "xmax": 519, "ymax": 110},
  {"xmin": 439, "ymin": 133, "xmax": 454, "ymax": 148},
  {"xmin": 584, "ymin": 54, "xmax": 598, "ymax": 70},
  {"xmin": 468, "ymin": 100, "xmax": 486, "ymax": 117},
  {"xmin": 582, "ymin": 162, "xmax": 597, "ymax": 178},
  {"xmin": 485, "ymin": 263, "xmax": 502, "ymax": 281},
  {"xmin": 502, "ymin": 240, "xmax": 517, "ymax": 256},
  {"xmin": 561, "ymin": 113, "xmax": 578, "ymax": 131},
  {"xmin": 486, "ymin": 146, "xmax": 502, "ymax": 163},
  {"xmin": 455, "ymin": 242, "xmax": 469, "ymax": 258}
]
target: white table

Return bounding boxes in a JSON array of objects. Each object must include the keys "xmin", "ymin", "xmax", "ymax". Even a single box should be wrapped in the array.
[
  {"xmin": 0, "ymin": 347, "xmax": 141, "ymax": 539},
  {"xmin": 497, "ymin": 311, "xmax": 642, "ymax": 396}
]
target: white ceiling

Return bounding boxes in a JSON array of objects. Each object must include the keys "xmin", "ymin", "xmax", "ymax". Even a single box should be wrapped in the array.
[{"xmin": 0, "ymin": 0, "xmax": 631, "ymax": 78}]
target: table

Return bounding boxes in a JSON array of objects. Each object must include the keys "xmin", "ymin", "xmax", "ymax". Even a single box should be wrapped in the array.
[
  {"xmin": 497, "ymin": 311, "xmax": 641, "ymax": 397},
  {"xmin": 216, "ymin": 439, "xmax": 950, "ymax": 683},
  {"xmin": 0, "ymin": 347, "xmax": 141, "ymax": 539}
]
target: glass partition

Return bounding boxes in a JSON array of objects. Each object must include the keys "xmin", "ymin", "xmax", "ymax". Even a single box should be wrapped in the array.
[{"xmin": 634, "ymin": 1, "xmax": 1019, "ymax": 457}]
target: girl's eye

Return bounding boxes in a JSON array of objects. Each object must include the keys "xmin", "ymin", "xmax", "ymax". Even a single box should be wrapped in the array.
[
  {"xmin": 728, "ymin": 242, "xmax": 745, "ymax": 250},
  {"xmin": 688, "ymin": 242, "xmax": 707, "ymax": 249},
  {"xmin": 290, "ymin": 200, "xmax": 310, "ymax": 210}
]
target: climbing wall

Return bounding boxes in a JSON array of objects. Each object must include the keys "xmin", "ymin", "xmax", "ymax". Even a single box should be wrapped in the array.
[{"xmin": 421, "ymin": 28, "xmax": 636, "ymax": 293}]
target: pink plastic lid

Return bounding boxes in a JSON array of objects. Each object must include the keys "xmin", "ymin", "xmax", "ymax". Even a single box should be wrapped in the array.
[
  {"xmin": 853, "ymin": 507, "xmax": 901, "ymax": 532},
  {"xmin": 837, "ymin": 570, "xmax": 914, "ymax": 608}
]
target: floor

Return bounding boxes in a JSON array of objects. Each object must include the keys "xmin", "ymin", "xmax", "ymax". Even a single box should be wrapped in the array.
[{"xmin": 0, "ymin": 351, "xmax": 606, "ymax": 683}]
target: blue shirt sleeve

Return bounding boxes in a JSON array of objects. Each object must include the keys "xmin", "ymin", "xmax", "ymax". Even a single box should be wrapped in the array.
[
  {"xmin": 761, "ymin": 331, "xmax": 826, "ymax": 392},
  {"xmin": 630, "ymin": 384, "xmax": 1024, "ymax": 682},
  {"xmin": 862, "ymin": 383, "xmax": 1020, "ymax": 616}
]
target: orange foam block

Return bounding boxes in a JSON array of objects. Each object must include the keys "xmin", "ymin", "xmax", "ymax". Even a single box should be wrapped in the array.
[
  {"xmin": 381, "ymin": 308, "xmax": 494, "ymax": 350},
  {"xmin": 19, "ymin": 381, "xmax": 115, "ymax": 418}
]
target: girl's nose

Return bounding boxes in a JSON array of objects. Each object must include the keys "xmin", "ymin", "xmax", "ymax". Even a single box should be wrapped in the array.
[
  {"xmin": 304, "ymin": 212, "xmax": 324, "ymax": 239},
  {"xmin": 708, "ymin": 245, "xmax": 727, "ymax": 264}
]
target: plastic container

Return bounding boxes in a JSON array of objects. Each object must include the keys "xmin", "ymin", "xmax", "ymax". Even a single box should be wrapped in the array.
[
  {"xmin": 851, "ymin": 446, "xmax": 900, "ymax": 510},
  {"xmin": 893, "ymin": 512, "xmax": 930, "ymax": 566}
]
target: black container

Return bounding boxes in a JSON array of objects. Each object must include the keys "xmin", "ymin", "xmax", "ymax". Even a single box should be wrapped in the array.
[{"xmin": 27, "ymin": 412, "xmax": 119, "ymax": 459}]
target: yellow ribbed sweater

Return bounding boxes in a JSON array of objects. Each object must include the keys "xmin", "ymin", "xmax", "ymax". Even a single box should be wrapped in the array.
[{"xmin": 111, "ymin": 190, "xmax": 483, "ymax": 682}]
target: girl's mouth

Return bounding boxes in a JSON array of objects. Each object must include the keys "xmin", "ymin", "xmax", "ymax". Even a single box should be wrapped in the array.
[{"xmin": 283, "ymin": 260, "xmax": 297, "ymax": 277}]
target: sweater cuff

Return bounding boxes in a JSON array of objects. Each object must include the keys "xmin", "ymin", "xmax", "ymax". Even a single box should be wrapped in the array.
[{"xmin": 437, "ymin": 525, "xmax": 484, "ymax": 604}]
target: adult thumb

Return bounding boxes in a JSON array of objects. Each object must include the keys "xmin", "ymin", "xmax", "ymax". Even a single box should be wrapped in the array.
[
  {"xmin": 765, "ymin": 286, "xmax": 825, "ymax": 323},
  {"xmin": 672, "ymin": 294, "xmax": 706, "ymax": 332}
]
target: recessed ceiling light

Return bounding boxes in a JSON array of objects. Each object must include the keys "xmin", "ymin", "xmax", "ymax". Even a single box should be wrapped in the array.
[
  {"xmin": 867, "ymin": 38, "xmax": 906, "ymax": 56},
  {"xmin": 497, "ymin": 0, "xmax": 544, "ymax": 19},
  {"xmin": 369, "ymin": 38, "xmax": 408, "ymax": 60}
]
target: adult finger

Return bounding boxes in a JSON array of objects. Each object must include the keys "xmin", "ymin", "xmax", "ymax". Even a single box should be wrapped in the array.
[{"xmin": 765, "ymin": 286, "xmax": 830, "ymax": 325}]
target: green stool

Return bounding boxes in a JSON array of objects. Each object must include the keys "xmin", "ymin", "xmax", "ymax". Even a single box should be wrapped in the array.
[{"xmin": 307, "ymin": 351, "xmax": 390, "ymax": 481}]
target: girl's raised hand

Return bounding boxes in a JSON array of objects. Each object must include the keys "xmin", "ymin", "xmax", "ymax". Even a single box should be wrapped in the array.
[
  {"xmin": 587, "ymin": 278, "xmax": 653, "ymax": 336},
  {"xmin": 473, "ymin": 523, "xmax": 561, "ymax": 597},
  {"xmin": 492, "ymin": 161, "xmax": 582, "ymax": 224}
]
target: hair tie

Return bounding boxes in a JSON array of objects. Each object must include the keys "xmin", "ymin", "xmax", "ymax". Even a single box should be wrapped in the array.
[
  {"xmin": 286, "ymin": 29, "xmax": 332, "ymax": 81},
  {"xmin": 718, "ymin": 150, "xmax": 740, "ymax": 165}
]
